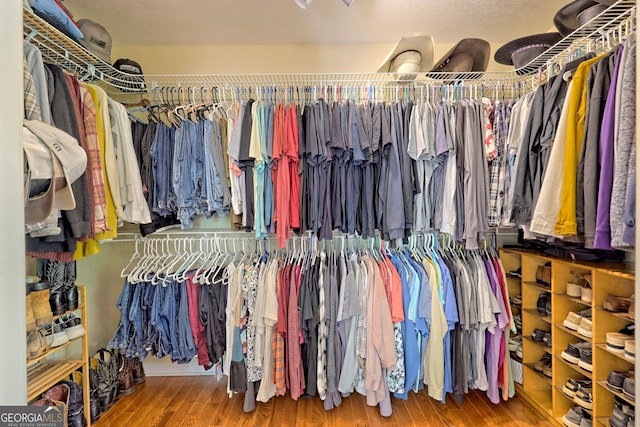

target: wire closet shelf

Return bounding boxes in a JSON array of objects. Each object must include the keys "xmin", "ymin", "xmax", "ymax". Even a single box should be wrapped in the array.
[{"xmin": 23, "ymin": 0, "xmax": 635, "ymax": 100}]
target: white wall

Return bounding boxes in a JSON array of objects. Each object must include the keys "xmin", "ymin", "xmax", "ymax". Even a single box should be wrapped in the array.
[
  {"xmin": 0, "ymin": 0, "xmax": 27, "ymax": 403},
  {"xmin": 111, "ymin": 42, "xmax": 513, "ymax": 75}
]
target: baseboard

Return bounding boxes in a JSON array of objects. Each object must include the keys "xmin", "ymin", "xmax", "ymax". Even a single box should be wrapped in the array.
[{"xmin": 142, "ymin": 358, "xmax": 215, "ymax": 377}]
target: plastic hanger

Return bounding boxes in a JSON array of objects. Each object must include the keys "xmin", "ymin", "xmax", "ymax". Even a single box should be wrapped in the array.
[{"xmin": 121, "ymin": 235, "xmax": 141, "ymax": 278}]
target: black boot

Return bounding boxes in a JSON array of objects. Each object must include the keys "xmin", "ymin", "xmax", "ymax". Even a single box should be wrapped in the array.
[
  {"xmin": 64, "ymin": 261, "xmax": 79, "ymax": 311},
  {"xmin": 38, "ymin": 259, "xmax": 68, "ymax": 315}
]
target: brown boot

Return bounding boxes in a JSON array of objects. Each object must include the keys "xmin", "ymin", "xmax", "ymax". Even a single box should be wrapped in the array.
[
  {"xmin": 31, "ymin": 280, "xmax": 53, "ymax": 326},
  {"xmin": 117, "ymin": 354, "xmax": 135, "ymax": 396},
  {"xmin": 132, "ymin": 357, "xmax": 146, "ymax": 384}
]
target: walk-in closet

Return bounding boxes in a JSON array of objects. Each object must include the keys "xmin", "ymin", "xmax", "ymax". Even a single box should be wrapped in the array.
[{"xmin": 2, "ymin": 1, "xmax": 638, "ymax": 426}]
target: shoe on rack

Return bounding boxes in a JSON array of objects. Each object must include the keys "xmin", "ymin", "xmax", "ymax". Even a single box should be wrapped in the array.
[
  {"xmin": 624, "ymin": 340, "xmax": 635, "ymax": 362},
  {"xmin": 63, "ymin": 260, "xmax": 79, "ymax": 311},
  {"xmin": 607, "ymin": 332, "xmax": 633, "ymax": 354},
  {"xmin": 507, "ymin": 267, "xmax": 522, "ymax": 278},
  {"xmin": 610, "ymin": 406, "xmax": 630, "ymax": 427},
  {"xmin": 562, "ymin": 342, "xmax": 590, "ymax": 365},
  {"xmin": 516, "ymin": 343, "xmax": 523, "ymax": 360},
  {"xmin": 533, "ymin": 353, "xmax": 552, "ymax": 372},
  {"xmin": 532, "ymin": 328, "xmax": 549, "ymax": 343},
  {"xmin": 508, "ymin": 335, "xmax": 522, "ymax": 352},
  {"xmin": 578, "ymin": 349, "xmax": 593, "ymax": 372},
  {"xmin": 577, "ymin": 317, "xmax": 593, "ymax": 338},
  {"xmin": 563, "ymin": 378, "xmax": 592, "ymax": 398},
  {"xmin": 567, "ymin": 282, "xmax": 583, "ymax": 298},
  {"xmin": 536, "ymin": 262, "xmax": 552, "ymax": 287},
  {"xmin": 607, "ymin": 371, "xmax": 633, "ymax": 392},
  {"xmin": 509, "ymin": 295, "xmax": 522, "ymax": 305},
  {"xmin": 618, "ymin": 323, "xmax": 635, "ymax": 336},
  {"xmin": 622, "ymin": 376, "xmax": 635, "ymax": 400},
  {"xmin": 30, "ymin": 279, "xmax": 53, "ymax": 326},
  {"xmin": 57, "ymin": 313, "xmax": 85, "ymax": 340},
  {"xmin": 537, "ymin": 293, "xmax": 551, "ymax": 316},
  {"xmin": 542, "ymin": 363, "xmax": 553, "ymax": 378},
  {"xmin": 43, "ymin": 322, "xmax": 69, "ymax": 348},
  {"xmin": 564, "ymin": 312, "xmax": 583, "ymax": 331},
  {"xmin": 49, "ymin": 287, "xmax": 68, "ymax": 317},
  {"xmin": 513, "ymin": 314, "xmax": 522, "ymax": 331},
  {"xmin": 604, "ymin": 294, "xmax": 633, "ymax": 313},
  {"xmin": 563, "ymin": 406, "xmax": 589, "ymax": 427},
  {"xmin": 581, "ymin": 274, "xmax": 592, "ymax": 303},
  {"xmin": 37, "ymin": 259, "xmax": 69, "ymax": 316},
  {"xmin": 543, "ymin": 332, "xmax": 552, "ymax": 348},
  {"xmin": 574, "ymin": 384, "xmax": 593, "ymax": 410},
  {"xmin": 27, "ymin": 325, "xmax": 50, "ymax": 361}
]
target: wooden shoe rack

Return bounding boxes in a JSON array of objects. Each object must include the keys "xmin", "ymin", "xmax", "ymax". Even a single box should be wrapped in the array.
[
  {"xmin": 500, "ymin": 249, "xmax": 635, "ymax": 427},
  {"xmin": 27, "ymin": 285, "xmax": 91, "ymax": 427}
]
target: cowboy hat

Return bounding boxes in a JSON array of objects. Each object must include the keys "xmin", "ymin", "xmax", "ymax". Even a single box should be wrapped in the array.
[
  {"xmin": 377, "ymin": 32, "xmax": 435, "ymax": 73},
  {"xmin": 494, "ymin": 32, "xmax": 563, "ymax": 70},
  {"xmin": 430, "ymin": 38, "xmax": 491, "ymax": 74},
  {"xmin": 554, "ymin": 0, "xmax": 611, "ymax": 36}
]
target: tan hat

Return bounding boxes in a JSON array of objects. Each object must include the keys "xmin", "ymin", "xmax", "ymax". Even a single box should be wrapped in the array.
[
  {"xmin": 23, "ymin": 120, "xmax": 88, "ymax": 223},
  {"xmin": 377, "ymin": 33, "xmax": 435, "ymax": 73},
  {"xmin": 430, "ymin": 38, "xmax": 491, "ymax": 74},
  {"xmin": 77, "ymin": 19, "xmax": 112, "ymax": 63}
]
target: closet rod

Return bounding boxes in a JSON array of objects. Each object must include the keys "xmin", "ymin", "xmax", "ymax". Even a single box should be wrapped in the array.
[{"xmin": 23, "ymin": 1, "xmax": 635, "ymax": 97}]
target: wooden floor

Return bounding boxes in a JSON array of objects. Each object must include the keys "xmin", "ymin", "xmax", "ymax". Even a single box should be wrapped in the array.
[{"xmin": 94, "ymin": 376, "xmax": 555, "ymax": 427}]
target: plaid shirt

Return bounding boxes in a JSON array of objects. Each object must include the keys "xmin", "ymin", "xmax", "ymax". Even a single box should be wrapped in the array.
[
  {"xmin": 80, "ymin": 85, "xmax": 108, "ymax": 234},
  {"xmin": 24, "ymin": 61, "xmax": 41, "ymax": 121},
  {"xmin": 273, "ymin": 262, "xmax": 287, "ymax": 396},
  {"xmin": 488, "ymin": 100, "xmax": 513, "ymax": 227}
]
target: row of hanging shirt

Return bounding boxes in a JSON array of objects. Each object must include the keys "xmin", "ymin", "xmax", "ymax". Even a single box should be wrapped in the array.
[
  {"xmin": 110, "ymin": 233, "xmax": 516, "ymax": 416},
  {"xmin": 23, "ymin": 40, "xmax": 151, "ymax": 262},
  {"xmin": 140, "ymin": 93, "xmax": 500, "ymax": 249},
  {"xmin": 504, "ymin": 34, "xmax": 636, "ymax": 251}
]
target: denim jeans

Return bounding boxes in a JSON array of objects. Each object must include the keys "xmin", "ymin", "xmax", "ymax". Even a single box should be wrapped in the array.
[
  {"xmin": 151, "ymin": 123, "xmax": 177, "ymax": 216},
  {"xmin": 109, "ymin": 279, "xmax": 133, "ymax": 351},
  {"xmin": 151, "ymin": 279, "xmax": 172, "ymax": 359},
  {"xmin": 176, "ymin": 277, "xmax": 198, "ymax": 363},
  {"xmin": 173, "ymin": 122, "xmax": 197, "ymax": 228}
]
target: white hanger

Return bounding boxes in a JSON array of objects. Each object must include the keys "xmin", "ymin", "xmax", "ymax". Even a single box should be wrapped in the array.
[{"xmin": 121, "ymin": 235, "xmax": 142, "ymax": 279}]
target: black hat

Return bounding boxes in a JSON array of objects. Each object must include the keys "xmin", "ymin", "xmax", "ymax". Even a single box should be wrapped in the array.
[
  {"xmin": 494, "ymin": 32, "xmax": 563, "ymax": 71},
  {"xmin": 113, "ymin": 58, "xmax": 146, "ymax": 93},
  {"xmin": 554, "ymin": 0, "xmax": 611, "ymax": 36},
  {"xmin": 430, "ymin": 38, "xmax": 491, "ymax": 74}
]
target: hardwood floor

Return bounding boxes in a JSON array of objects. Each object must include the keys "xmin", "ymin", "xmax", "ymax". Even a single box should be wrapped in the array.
[{"xmin": 95, "ymin": 376, "xmax": 555, "ymax": 427}]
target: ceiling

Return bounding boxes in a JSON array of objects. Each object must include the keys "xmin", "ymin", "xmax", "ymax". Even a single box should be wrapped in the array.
[{"xmin": 63, "ymin": 0, "xmax": 569, "ymax": 46}]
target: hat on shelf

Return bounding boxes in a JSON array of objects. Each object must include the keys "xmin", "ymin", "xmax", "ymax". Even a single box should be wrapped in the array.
[
  {"xmin": 554, "ymin": 0, "xmax": 611, "ymax": 36},
  {"xmin": 23, "ymin": 120, "xmax": 88, "ymax": 223},
  {"xmin": 429, "ymin": 38, "xmax": 491, "ymax": 76},
  {"xmin": 377, "ymin": 32, "xmax": 436, "ymax": 76},
  {"xmin": 113, "ymin": 58, "xmax": 147, "ymax": 93},
  {"xmin": 77, "ymin": 18, "xmax": 112, "ymax": 63},
  {"xmin": 494, "ymin": 32, "xmax": 563, "ymax": 71}
]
